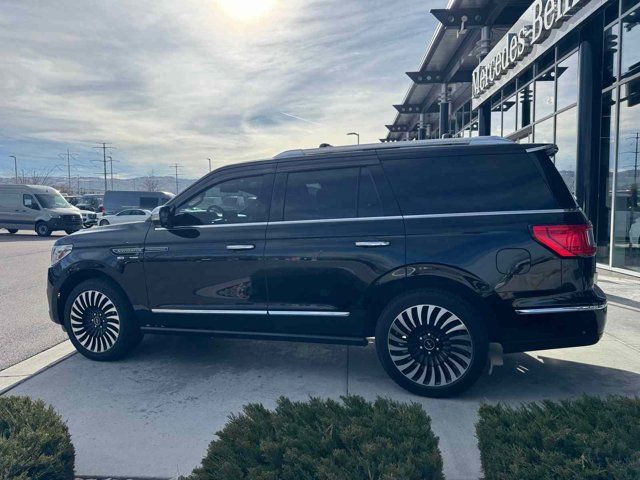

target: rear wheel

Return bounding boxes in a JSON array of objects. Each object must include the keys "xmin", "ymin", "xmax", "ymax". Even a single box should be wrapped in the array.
[
  {"xmin": 64, "ymin": 279, "xmax": 142, "ymax": 361},
  {"xmin": 35, "ymin": 222, "xmax": 51, "ymax": 237},
  {"xmin": 375, "ymin": 289, "xmax": 488, "ymax": 398},
  {"xmin": 99, "ymin": 220, "xmax": 109, "ymax": 226},
  {"xmin": 6, "ymin": 229, "xmax": 18, "ymax": 234}
]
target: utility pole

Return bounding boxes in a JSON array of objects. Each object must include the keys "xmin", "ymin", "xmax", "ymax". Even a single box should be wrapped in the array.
[
  {"xmin": 8, "ymin": 156, "xmax": 17, "ymax": 183},
  {"xmin": 107, "ymin": 156, "xmax": 115, "ymax": 190},
  {"xmin": 633, "ymin": 132, "xmax": 639, "ymax": 186},
  {"xmin": 171, "ymin": 163, "xmax": 180, "ymax": 194},
  {"xmin": 58, "ymin": 149, "xmax": 77, "ymax": 193},
  {"xmin": 208, "ymin": 157, "xmax": 212, "ymax": 172},
  {"xmin": 93, "ymin": 143, "xmax": 113, "ymax": 193}
]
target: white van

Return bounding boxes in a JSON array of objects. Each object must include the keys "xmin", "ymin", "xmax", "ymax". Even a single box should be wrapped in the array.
[{"xmin": 0, "ymin": 185, "xmax": 83, "ymax": 236}]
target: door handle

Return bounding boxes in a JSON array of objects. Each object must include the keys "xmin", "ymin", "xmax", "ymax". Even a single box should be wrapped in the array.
[
  {"xmin": 355, "ymin": 241, "xmax": 390, "ymax": 247},
  {"xmin": 226, "ymin": 244, "xmax": 255, "ymax": 250}
]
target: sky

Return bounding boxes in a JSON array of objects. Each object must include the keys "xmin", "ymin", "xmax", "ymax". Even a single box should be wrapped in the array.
[{"xmin": 0, "ymin": 0, "xmax": 436, "ymax": 180}]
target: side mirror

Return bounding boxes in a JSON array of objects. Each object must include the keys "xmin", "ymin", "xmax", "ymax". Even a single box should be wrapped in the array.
[{"xmin": 158, "ymin": 205, "xmax": 174, "ymax": 228}]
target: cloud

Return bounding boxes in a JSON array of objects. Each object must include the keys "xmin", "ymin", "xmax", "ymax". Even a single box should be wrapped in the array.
[{"xmin": 0, "ymin": 0, "xmax": 436, "ymax": 180}]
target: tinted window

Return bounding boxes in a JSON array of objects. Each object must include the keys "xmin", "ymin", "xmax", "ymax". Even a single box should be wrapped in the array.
[
  {"xmin": 175, "ymin": 175, "xmax": 267, "ymax": 226},
  {"xmin": 358, "ymin": 167, "xmax": 383, "ymax": 217},
  {"xmin": 284, "ymin": 168, "xmax": 358, "ymax": 221},
  {"xmin": 382, "ymin": 153, "xmax": 559, "ymax": 215},
  {"xmin": 140, "ymin": 196, "xmax": 160, "ymax": 210}
]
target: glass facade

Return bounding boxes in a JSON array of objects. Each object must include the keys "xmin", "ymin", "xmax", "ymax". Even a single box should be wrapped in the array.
[{"xmin": 600, "ymin": 0, "xmax": 640, "ymax": 273}]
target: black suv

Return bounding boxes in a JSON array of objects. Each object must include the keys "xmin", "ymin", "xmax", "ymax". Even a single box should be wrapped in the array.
[{"xmin": 47, "ymin": 137, "xmax": 607, "ymax": 397}]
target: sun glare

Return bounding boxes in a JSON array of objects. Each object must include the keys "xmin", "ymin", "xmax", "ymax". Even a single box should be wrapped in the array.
[{"xmin": 216, "ymin": 0, "xmax": 276, "ymax": 22}]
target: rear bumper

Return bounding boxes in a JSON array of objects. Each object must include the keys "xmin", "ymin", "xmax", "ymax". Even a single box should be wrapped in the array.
[{"xmin": 497, "ymin": 286, "xmax": 607, "ymax": 353}]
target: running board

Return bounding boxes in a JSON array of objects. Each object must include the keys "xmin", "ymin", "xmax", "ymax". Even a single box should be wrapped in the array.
[{"xmin": 140, "ymin": 326, "xmax": 369, "ymax": 346}]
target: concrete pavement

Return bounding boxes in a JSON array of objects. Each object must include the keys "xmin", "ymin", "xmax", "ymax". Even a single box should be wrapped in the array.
[
  {"xmin": 6, "ymin": 302, "xmax": 640, "ymax": 480},
  {"xmin": 0, "ymin": 231, "xmax": 67, "ymax": 370}
]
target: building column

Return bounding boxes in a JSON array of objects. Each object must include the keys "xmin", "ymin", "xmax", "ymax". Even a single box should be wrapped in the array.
[
  {"xmin": 576, "ymin": 17, "xmax": 604, "ymax": 226},
  {"xmin": 418, "ymin": 113, "xmax": 427, "ymax": 140},
  {"xmin": 439, "ymin": 84, "xmax": 450, "ymax": 138},
  {"xmin": 476, "ymin": 26, "xmax": 492, "ymax": 136}
]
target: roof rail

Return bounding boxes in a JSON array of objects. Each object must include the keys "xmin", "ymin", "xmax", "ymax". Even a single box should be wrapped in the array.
[{"xmin": 273, "ymin": 136, "xmax": 512, "ymax": 159}]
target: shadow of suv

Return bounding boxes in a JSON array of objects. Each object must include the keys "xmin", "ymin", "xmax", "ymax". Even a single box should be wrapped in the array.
[{"xmin": 46, "ymin": 137, "xmax": 607, "ymax": 397}]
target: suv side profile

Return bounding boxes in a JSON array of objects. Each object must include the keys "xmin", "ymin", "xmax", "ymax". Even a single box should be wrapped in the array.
[{"xmin": 46, "ymin": 137, "xmax": 607, "ymax": 397}]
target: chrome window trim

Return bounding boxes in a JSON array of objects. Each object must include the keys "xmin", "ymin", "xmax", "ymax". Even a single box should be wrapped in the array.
[
  {"xmin": 403, "ymin": 209, "xmax": 572, "ymax": 220},
  {"xmin": 151, "ymin": 308, "xmax": 350, "ymax": 317},
  {"xmin": 269, "ymin": 215, "xmax": 403, "ymax": 226},
  {"xmin": 515, "ymin": 304, "xmax": 607, "ymax": 315},
  {"xmin": 154, "ymin": 209, "xmax": 574, "ymax": 231}
]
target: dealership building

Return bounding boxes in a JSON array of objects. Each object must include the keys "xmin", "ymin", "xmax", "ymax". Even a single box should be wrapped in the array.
[{"xmin": 384, "ymin": 0, "xmax": 640, "ymax": 276}]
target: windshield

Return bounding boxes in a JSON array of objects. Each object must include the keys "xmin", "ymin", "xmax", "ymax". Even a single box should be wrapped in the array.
[{"xmin": 34, "ymin": 193, "xmax": 71, "ymax": 209}]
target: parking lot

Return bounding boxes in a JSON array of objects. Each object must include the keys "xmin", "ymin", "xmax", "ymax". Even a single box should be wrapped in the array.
[
  {"xmin": 1, "ymin": 234, "xmax": 639, "ymax": 479},
  {"xmin": 0, "ymin": 231, "xmax": 67, "ymax": 370}
]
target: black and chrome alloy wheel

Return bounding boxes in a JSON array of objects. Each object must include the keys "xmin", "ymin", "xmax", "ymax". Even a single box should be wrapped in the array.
[
  {"xmin": 387, "ymin": 304, "xmax": 473, "ymax": 387},
  {"xmin": 70, "ymin": 290, "xmax": 121, "ymax": 353},
  {"xmin": 376, "ymin": 290, "xmax": 488, "ymax": 397}
]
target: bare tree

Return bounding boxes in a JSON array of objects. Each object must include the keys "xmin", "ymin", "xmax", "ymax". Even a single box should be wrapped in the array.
[
  {"xmin": 16, "ymin": 167, "xmax": 57, "ymax": 185},
  {"xmin": 141, "ymin": 170, "xmax": 160, "ymax": 191}
]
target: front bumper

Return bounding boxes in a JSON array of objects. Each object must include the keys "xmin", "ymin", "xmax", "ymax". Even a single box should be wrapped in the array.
[{"xmin": 48, "ymin": 215, "xmax": 83, "ymax": 232}]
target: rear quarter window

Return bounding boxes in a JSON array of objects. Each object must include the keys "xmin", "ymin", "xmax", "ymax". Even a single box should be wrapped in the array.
[{"xmin": 381, "ymin": 153, "xmax": 560, "ymax": 215}]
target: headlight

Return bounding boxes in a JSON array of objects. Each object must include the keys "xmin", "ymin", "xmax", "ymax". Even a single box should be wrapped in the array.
[{"xmin": 51, "ymin": 244, "xmax": 73, "ymax": 265}]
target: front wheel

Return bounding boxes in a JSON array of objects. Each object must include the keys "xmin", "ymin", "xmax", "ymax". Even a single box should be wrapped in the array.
[
  {"xmin": 64, "ymin": 279, "xmax": 142, "ymax": 361},
  {"xmin": 99, "ymin": 220, "xmax": 109, "ymax": 226},
  {"xmin": 35, "ymin": 222, "xmax": 51, "ymax": 237},
  {"xmin": 375, "ymin": 289, "xmax": 488, "ymax": 398},
  {"xmin": 6, "ymin": 229, "xmax": 18, "ymax": 234},
  {"xmin": 64, "ymin": 229, "xmax": 76, "ymax": 235}
]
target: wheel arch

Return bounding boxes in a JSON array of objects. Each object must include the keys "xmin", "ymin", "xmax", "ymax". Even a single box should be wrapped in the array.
[
  {"xmin": 362, "ymin": 264, "xmax": 499, "ymax": 338},
  {"xmin": 57, "ymin": 269, "xmax": 133, "ymax": 325}
]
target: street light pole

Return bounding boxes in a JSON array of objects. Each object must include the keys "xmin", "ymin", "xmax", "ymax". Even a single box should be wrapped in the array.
[
  {"xmin": 208, "ymin": 157, "xmax": 212, "ymax": 172},
  {"xmin": 347, "ymin": 132, "xmax": 360, "ymax": 145},
  {"xmin": 9, "ymin": 156, "xmax": 17, "ymax": 183}
]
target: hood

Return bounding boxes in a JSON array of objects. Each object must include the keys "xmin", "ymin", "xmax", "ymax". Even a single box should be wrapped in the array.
[
  {"xmin": 48, "ymin": 207, "xmax": 83, "ymax": 216},
  {"xmin": 55, "ymin": 219, "xmax": 151, "ymax": 248}
]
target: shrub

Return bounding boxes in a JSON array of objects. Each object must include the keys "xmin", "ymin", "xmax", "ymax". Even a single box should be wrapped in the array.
[
  {"xmin": 0, "ymin": 396, "xmax": 75, "ymax": 480},
  {"xmin": 188, "ymin": 395, "xmax": 443, "ymax": 480},
  {"xmin": 476, "ymin": 396, "xmax": 640, "ymax": 480}
]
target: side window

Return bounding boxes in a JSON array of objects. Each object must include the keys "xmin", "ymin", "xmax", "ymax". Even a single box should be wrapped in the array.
[
  {"xmin": 283, "ymin": 168, "xmax": 358, "ymax": 221},
  {"xmin": 358, "ymin": 167, "xmax": 383, "ymax": 217},
  {"xmin": 23, "ymin": 194, "xmax": 38, "ymax": 210},
  {"xmin": 175, "ymin": 175, "xmax": 267, "ymax": 226},
  {"xmin": 381, "ymin": 153, "xmax": 558, "ymax": 215},
  {"xmin": 117, "ymin": 210, "xmax": 131, "ymax": 216}
]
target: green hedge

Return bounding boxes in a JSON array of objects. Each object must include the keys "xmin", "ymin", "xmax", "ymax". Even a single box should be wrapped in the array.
[
  {"xmin": 0, "ymin": 396, "xmax": 75, "ymax": 480},
  {"xmin": 477, "ymin": 396, "xmax": 640, "ymax": 480},
  {"xmin": 188, "ymin": 396, "xmax": 443, "ymax": 480}
]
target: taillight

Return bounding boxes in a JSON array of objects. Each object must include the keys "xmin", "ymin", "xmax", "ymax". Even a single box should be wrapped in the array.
[{"xmin": 532, "ymin": 224, "xmax": 596, "ymax": 257}]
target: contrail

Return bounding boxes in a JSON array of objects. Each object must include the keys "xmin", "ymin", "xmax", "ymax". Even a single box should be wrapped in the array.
[{"xmin": 279, "ymin": 111, "xmax": 323, "ymax": 126}]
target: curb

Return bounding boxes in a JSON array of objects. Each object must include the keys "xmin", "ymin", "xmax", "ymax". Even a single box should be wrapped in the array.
[{"xmin": 0, "ymin": 340, "xmax": 76, "ymax": 395}]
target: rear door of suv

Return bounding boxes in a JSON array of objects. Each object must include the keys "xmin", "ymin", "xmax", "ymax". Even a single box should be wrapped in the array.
[{"xmin": 263, "ymin": 153, "xmax": 404, "ymax": 339}]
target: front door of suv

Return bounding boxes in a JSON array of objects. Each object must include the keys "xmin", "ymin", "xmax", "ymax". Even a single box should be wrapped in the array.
[
  {"xmin": 264, "ymin": 156, "xmax": 405, "ymax": 339},
  {"xmin": 143, "ymin": 168, "xmax": 274, "ymax": 331}
]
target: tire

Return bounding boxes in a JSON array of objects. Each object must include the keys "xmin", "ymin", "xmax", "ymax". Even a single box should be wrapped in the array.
[
  {"xmin": 6, "ymin": 229, "xmax": 18, "ymax": 234},
  {"xmin": 65, "ymin": 229, "xmax": 76, "ymax": 235},
  {"xmin": 35, "ymin": 222, "xmax": 51, "ymax": 237},
  {"xmin": 99, "ymin": 220, "xmax": 109, "ymax": 226},
  {"xmin": 375, "ymin": 289, "xmax": 488, "ymax": 398},
  {"xmin": 63, "ymin": 279, "xmax": 142, "ymax": 361}
]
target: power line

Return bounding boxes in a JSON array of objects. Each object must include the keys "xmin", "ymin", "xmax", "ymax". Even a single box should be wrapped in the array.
[{"xmin": 58, "ymin": 149, "xmax": 79, "ymax": 193}]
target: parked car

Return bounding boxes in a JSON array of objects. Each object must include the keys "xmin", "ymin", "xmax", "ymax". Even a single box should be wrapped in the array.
[
  {"xmin": 102, "ymin": 190, "xmax": 173, "ymax": 216},
  {"xmin": 75, "ymin": 208, "xmax": 98, "ymax": 228},
  {"xmin": 0, "ymin": 184, "xmax": 83, "ymax": 236},
  {"xmin": 77, "ymin": 194, "xmax": 104, "ymax": 213},
  {"xmin": 47, "ymin": 137, "xmax": 607, "ymax": 397},
  {"xmin": 98, "ymin": 208, "xmax": 151, "ymax": 226}
]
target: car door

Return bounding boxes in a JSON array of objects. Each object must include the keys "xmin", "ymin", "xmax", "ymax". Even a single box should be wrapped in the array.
[
  {"xmin": 143, "ymin": 166, "xmax": 274, "ymax": 331},
  {"xmin": 0, "ymin": 193, "xmax": 20, "ymax": 228},
  {"xmin": 263, "ymin": 155, "xmax": 405, "ymax": 339},
  {"xmin": 113, "ymin": 210, "xmax": 132, "ymax": 224}
]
